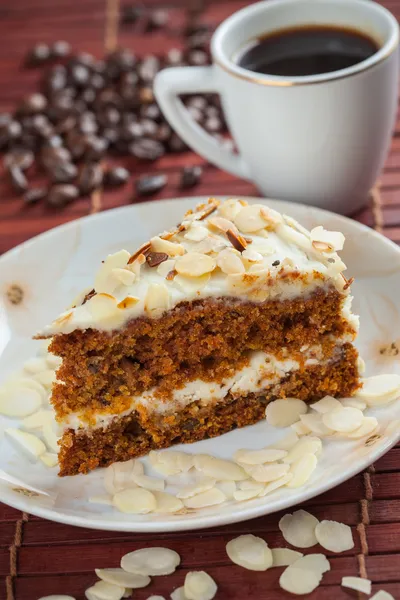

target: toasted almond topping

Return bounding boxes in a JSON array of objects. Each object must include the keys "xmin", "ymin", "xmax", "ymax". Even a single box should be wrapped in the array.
[
  {"xmin": 146, "ymin": 251, "xmax": 169, "ymax": 268},
  {"xmin": 312, "ymin": 240, "xmax": 334, "ymax": 252},
  {"xmin": 52, "ymin": 310, "xmax": 73, "ymax": 326},
  {"xmin": 197, "ymin": 199, "xmax": 220, "ymax": 220},
  {"xmin": 234, "ymin": 205, "xmax": 268, "ymax": 233},
  {"xmin": 112, "ymin": 268, "xmax": 136, "ymax": 286},
  {"xmin": 219, "ymin": 198, "xmax": 242, "ymax": 220},
  {"xmin": 151, "ymin": 236, "xmax": 185, "ymax": 257},
  {"xmin": 157, "ymin": 259, "xmax": 176, "ymax": 278},
  {"xmin": 342, "ymin": 275, "xmax": 355, "ymax": 291},
  {"xmin": 166, "ymin": 269, "xmax": 177, "ymax": 281},
  {"xmin": 241, "ymin": 249, "xmax": 263, "ymax": 263},
  {"xmin": 310, "ymin": 226, "xmax": 345, "ymax": 251},
  {"xmin": 208, "ymin": 216, "xmax": 237, "ymax": 233},
  {"xmin": 117, "ymin": 296, "xmax": 139, "ymax": 310},
  {"xmin": 175, "ymin": 252, "xmax": 216, "ymax": 277},
  {"xmin": 184, "ymin": 226, "xmax": 210, "ymax": 242},
  {"xmin": 128, "ymin": 242, "xmax": 151, "ymax": 264},
  {"xmin": 260, "ymin": 206, "xmax": 283, "ymax": 229},
  {"xmin": 226, "ymin": 228, "xmax": 247, "ymax": 252}
]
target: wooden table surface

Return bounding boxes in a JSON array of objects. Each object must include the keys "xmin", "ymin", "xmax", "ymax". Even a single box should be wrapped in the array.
[{"xmin": 1, "ymin": 0, "xmax": 400, "ymax": 599}]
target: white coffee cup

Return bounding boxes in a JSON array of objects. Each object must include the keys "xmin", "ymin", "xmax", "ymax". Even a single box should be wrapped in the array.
[{"xmin": 154, "ymin": 0, "xmax": 399, "ymax": 214}]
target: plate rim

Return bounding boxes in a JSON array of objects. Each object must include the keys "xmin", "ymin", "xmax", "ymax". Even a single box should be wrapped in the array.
[{"xmin": 1, "ymin": 195, "xmax": 400, "ymax": 532}]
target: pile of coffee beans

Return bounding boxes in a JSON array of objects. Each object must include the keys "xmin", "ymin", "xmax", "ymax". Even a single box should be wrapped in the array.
[{"xmin": 0, "ymin": 7, "xmax": 225, "ymax": 207}]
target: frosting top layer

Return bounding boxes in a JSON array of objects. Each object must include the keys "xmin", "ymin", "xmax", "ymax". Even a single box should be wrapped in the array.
[{"xmin": 41, "ymin": 197, "xmax": 351, "ymax": 335}]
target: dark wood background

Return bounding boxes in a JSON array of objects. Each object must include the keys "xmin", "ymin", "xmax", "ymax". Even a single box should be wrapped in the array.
[{"xmin": 1, "ymin": 0, "xmax": 400, "ymax": 598}]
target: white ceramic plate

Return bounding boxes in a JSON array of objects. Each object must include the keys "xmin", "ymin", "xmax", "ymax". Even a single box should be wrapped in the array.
[{"xmin": 0, "ymin": 197, "xmax": 400, "ymax": 532}]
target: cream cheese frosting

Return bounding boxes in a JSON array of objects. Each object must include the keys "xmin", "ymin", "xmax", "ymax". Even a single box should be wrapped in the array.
[{"xmin": 40, "ymin": 198, "xmax": 353, "ymax": 336}]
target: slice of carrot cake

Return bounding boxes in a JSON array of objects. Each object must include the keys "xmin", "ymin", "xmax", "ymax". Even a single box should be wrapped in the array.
[{"xmin": 37, "ymin": 198, "xmax": 361, "ymax": 476}]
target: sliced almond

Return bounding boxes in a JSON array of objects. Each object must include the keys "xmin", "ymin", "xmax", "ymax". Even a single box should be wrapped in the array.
[
  {"xmin": 23, "ymin": 357, "xmax": 48, "ymax": 374},
  {"xmin": 184, "ymin": 225, "xmax": 210, "ymax": 242},
  {"xmin": 279, "ymin": 509, "xmax": 319, "ymax": 548},
  {"xmin": 174, "ymin": 273, "xmax": 211, "ymax": 295},
  {"xmin": 234, "ymin": 205, "xmax": 268, "ymax": 233},
  {"xmin": 310, "ymin": 226, "xmax": 345, "ymax": 252},
  {"xmin": 5, "ymin": 428, "xmax": 46, "ymax": 459},
  {"xmin": 226, "ymin": 534, "xmax": 273, "ymax": 571},
  {"xmin": 370, "ymin": 591, "xmax": 395, "ymax": 600},
  {"xmin": 216, "ymin": 248, "xmax": 245, "ymax": 275},
  {"xmin": 183, "ymin": 488, "xmax": 226, "ymax": 509},
  {"xmin": 315, "ymin": 520, "xmax": 354, "ymax": 553},
  {"xmin": 151, "ymin": 236, "xmax": 185, "ymax": 257},
  {"xmin": 322, "ymin": 406, "xmax": 364, "ymax": 432},
  {"xmin": 273, "ymin": 431, "xmax": 299, "ymax": 450},
  {"xmin": 208, "ymin": 216, "xmax": 237, "ymax": 233},
  {"xmin": 258, "ymin": 473, "xmax": 293, "ymax": 496},
  {"xmin": 279, "ymin": 560, "xmax": 324, "ymax": 594},
  {"xmin": 95, "ymin": 568, "xmax": 150, "ymax": 589},
  {"xmin": 95, "ymin": 249, "xmax": 131, "ymax": 294},
  {"xmin": 0, "ymin": 384, "xmax": 42, "ymax": 418},
  {"xmin": 346, "ymin": 416, "xmax": 379, "ymax": 439},
  {"xmin": 132, "ymin": 474, "xmax": 165, "ymax": 492},
  {"xmin": 176, "ymin": 477, "xmax": 216, "ymax": 499},
  {"xmin": 112, "ymin": 488, "xmax": 156, "ymax": 514},
  {"xmin": 84, "ymin": 581, "xmax": 125, "ymax": 600},
  {"xmin": 244, "ymin": 463, "xmax": 290, "ymax": 483},
  {"xmin": 233, "ymin": 487, "xmax": 263, "ymax": 501},
  {"xmin": 272, "ymin": 548, "xmax": 303, "ymax": 567},
  {"xmin": 265, "ymin": 399, "xmax": 308, "ymax": 428},
  {"xmin": 153, "ymin": 491, "xmax": 184, "ymax": 513},
  {"xmin": 194, "ymin": 456, "xmax": 247, "ymax": 481},
  {"xmin": 283, "ymin": 436, "xmax": 322, "ymax": 464},
  {"xmin": 121, "ymin": 547, "xmax": 180, "ymax": 576},
  {"xmin": 184, "ymin": 571, "xmax": 217, "ymax": 600},
  {"xmin": 144, "ymin": 283, "xmax": 169, "ymax": 316},
  {"xmin": 310, "ymin": 396, "xmax": 342, "ymax": 414},
  {"xmin": 299, "ymin": 414, "xmax": 334, "ymax": 436},
  {"xmin": 40, "ymin": 452, "xmax": 58, "ymax": 468},
  {"xmin": 358, "ymin": 374, "xmax": 400, "ymax": 405},
  {"xmin": 341, "ymin": 576, "xmax": 371, "ymax": 594},
  {"xmin": 170, "ymin": 587, "xmax": 188, "ymax": 600},
  {"xmin": 175, "ymin": 252, "xmax": 216, "ymax": 277},
  {"xmin": 234, "ymin": 448, "xmax": 288, "ymax": 465},
  {"xmin": 157, "ymin": 259, "xmax": 176, "ymax": 278},
  {"xmin": 287, "ymin": 453, "xmax": 318, "ymax": 488},
  {"xmin": 112, "ymin": 268, "xmax": 136, "ymax": 286},
  {"xmin": 219, "ymin": 198, "xmax": 242, "ymax": 220}
]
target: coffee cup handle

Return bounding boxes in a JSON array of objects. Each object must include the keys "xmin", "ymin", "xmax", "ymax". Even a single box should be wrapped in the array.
[{"xmin": 154, "ymin": 66, "xmax": 251, "ymax": 179}]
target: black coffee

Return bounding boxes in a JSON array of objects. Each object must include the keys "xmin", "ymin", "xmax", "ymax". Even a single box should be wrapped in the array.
[{"xmin": 235, "ymin": 25, "xmax": 379, "ymax": 77}]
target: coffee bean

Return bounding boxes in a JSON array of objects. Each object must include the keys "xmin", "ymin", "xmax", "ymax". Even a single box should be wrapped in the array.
[
  {"xmin": 24, "ymin": 187, "xmax": 47, "ymax": 204},
  {"xmin": 97, "ymin": 106, "xmax": 120, "ymax": 128},
  {"xmin": 187, "ymin": 95, "xmax": 208, "ymax": 111},
  {"xmin": 180, "ymin": 165, "xmax": 203, "ymax": 189},
  {"xmin": 104, "ymin": 166, "xmax": 129, "ymax": 187},
  {"xmin": 78, "ymin": 162, "xmax": 103, "ymax": 194},
  {"xmin": 204, "ymin": 116, "xmax": 222, "ymax": 133},
  {"xmin": 0, "ymin": 113, "xmax": 11, "ymax": 127},
  {"xmin": 70, "ymin": 63, "xmax": 90, "ymax": 86},
  {"xmin": 84, "ymin": 135, "xmax": 108, "ymax": 161},
  {"xmin": 79, "ymin": 112, "xmax": 98, "ymax": 135},
  {"xmin": 4, "ymin": 149, "xmax": 34, "ymax": 171},
  {"xmin": 66, "ymin": 130, "xmax": 87, "ymax": 159},
  {"xmin": 102, "ymin": 127, "xmax": 119, "ymax": 144},
  {"xmin": 52, "ymin": 40, "xmax": 71, "ymax": 58},
  {"xmin": 155, "ymin": 123, "xmax": 171, "ymax": 143},
  {"xmin": 187, "ymin": 106, "xmax": 203, "ymax": 123},
  {"xmin": 44, "ymin": 65, "xmax": 68, "ymax": 93},
  {"xmin": 185, "ymin": 22, "xmax": 211, "ymax": 37},
  {"xmin": 135, "ymin": 173, "xmax": 167, "ymax": 197},
  {"xmin": 121, "ymin": 121, "xmax": 143, "ymax": 141},
  {"xmin": 54, "ymin": 115, "xmax": 77, "ymax": 134},
  {"xmin": 81, "ymin": 87, "xmax": 97, "ymax": 105},
  {"xmin": 8, "ymin": 165, "xmax": 28, "ymax": 193},
  {"xmin": 47, "ymin": 184, "xmax": 79, "ymax": 207},
  {"xmin": 140, "ymin": 118, "xmax": 158, "ymax": 138},
  {"xmin": 107, "ymin": 49, "xmax": 137, "ymax": 76},
  {"xmin": 19, "ymin": 93, "xmax": 48, "ymax": 115},
  {"xmin": 138, "ymin": 86, "xmax": 154, "ymax": 104},
  {"xmin": 146, "ymin": 9, "xmax": 169, "ymax": 31},
  {"xmin": 41, "ymin": 145, "xmax": 71, "ymax": 170},
  {"xmin": 187, "ymin": 30, "xmax": 211, "ymax": 50},
  {"xmin": 0, "ymin": 120, "xmax": 21, "ymax": 149},
  {"xmin": 73, "ymin": 52, "xmax": 96, "ymax": 68},
  {"xmin": 129, "ymin": 137, "xmax": 164, "ymax": 161},
  {"xmin": 25, "ymin": 43, "xmax": 51, "ymax": 67},
  {"xmin": 32, "ymin": 114, "xmax": 53, "ymax": 138},
  {"xmin": 140, "ymin": 103, "xmax": 161, "ymax": 122},
  {"xmin": 188, "ymin": 50, "xmax": 209, "ymax": 66},
  {"xmin": 138, "ymin": 56, "xmax": 160, "ymax": 83},
  {"xmin": 120, "ymin": 4, "xmax": 144, "ymax": 25},
  {"xmin": 50, "ymin": 161, "xmax": 78, "ymax": 183},
  {"xmin": 168, "ymin": 133, "xmax": 188, "ymax": 153},
  {"xmin": 166, "ymin": 48, "xmax": 184, "ymax": 66},
  {"xmin": 46, "ymin": 134, "xmax": 64, "ymax": 148}
]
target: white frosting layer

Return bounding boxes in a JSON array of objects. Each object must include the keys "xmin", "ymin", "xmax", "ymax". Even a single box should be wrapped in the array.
[
  {"xmin": 40, "ymin": 198, "xmax": 352, "ymax": 336},
  {"xmin": 61, "ymin": 343, "xmax": 348, "ymax": 433}
]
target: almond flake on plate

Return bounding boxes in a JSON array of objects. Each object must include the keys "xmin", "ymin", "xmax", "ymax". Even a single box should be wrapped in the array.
[
  {"xmin": 358, "ymin": 374, "xmax": 400, "ymax": 405},
  {"xmin": 315, "ymin": 520, "xmax": 354, "ymax": 552},
  {"xmin": 85, "ymin": 580, "xmax": 125, "ymax": 600},
  {"xmin": 265, "ymin": 399, "xmax": 308, "ymax": 427},
  {"xmin": 183, "ymin": 488, "xmax": 226, "ymax": 508},
  {"xmin": 341, "ymin": 576, "xmax": 372, "ymax": 594},
  {"xmin": 346, "ymin": 416, "xmax": 379, "ymax": 439},
  {"xmin": 258, "ymin": 473, "xmax": 293, "ymax": 496},
  {"xmin": 40, "ymin": 452, "xmax": 58, "ymax": 468},
  {"xmin": 22, "ymin": 409, "xmax": 53, "ymax": 430},
  {"xmin": 233, "ymin": 487, "xmax": 264, "ymax": 501},
  {"xmin": 244, "ymin": 463, "xmax": 290, "ymax": 483},
  {"xmin": 0, "ymin": 385, "xmax": 43, "ymax": 417},
  {"xmin": 42, "ymin": 423, "xmax": 60, "ymax": 453},
  {"xmin": 272, "ymin": 548, "xmax": 303, "ymax": 567},
  {"xmin": 283, "ymin": 436, "xmax": 322, "ymax": 464},
  {"xmin": 5, "ymin": 428, "xmax": 46, "ymax": 459},
  {"xmin": 322, "ymin": 407, "xmax": 364, "ymax": 432},
  {"xmin": 176, "ymin": 477, "xmax": 216, "ymax": 499},
  {"xmin": 299, "ymin": 414, "xmax": 334, "ymax": 436},
  {"xmin": 34, "ymin": 369, "xmax": 57, "ymax": 390},
  {"xmin": 287, "ymin": 453, "xmax": 318, "ymax": 488},
  {"xmin": 132, "ymin": 474, "xmax": 165, "ymax": 492},
  {"xmin": 291, "ymin": 421, "xmax": 312, "ymax": 436},
  {"xmin": 234, "ymin": 448, "xmax": 288, "ymax": 465},
  {"xmin": 95, "ymin": 568, "xmax": 150, "ymax": 589},
  {"xmin": 310, "ymin": 396, "xmax": 342, "ymax": 414},
  {"xmin": 273, "ymin": 431, "xmax": 299, "ymax": 450},
  {"xmin": 23, "ymin": 357, "xmax": 49, "ymax": 374},
  {"xmin": 342, "ymin": 397, "xmax": 367, "ymax": 410},
  {"xmin": 279, "ymin": 510, "xmax": 319, "ymax": 548},
  {"xmin": 216, "ymin": 480, "xmax": 236, "ymax": 498},
  {"xmin": 153, "ymin": 491, "xmax": 184, "ymax": 513},
  {"xmin": 113, "ymin": 488, "xmax": 156, "ymax": 514},
  {"xmin": 226, "ymin": 534, "xmax": 273, "ymax": 571},
  {"xmin": 184, "ymin": 571, "xmax": 217, "ymax": 600},
  {"xmin": 121, "ymin": 547, "xmax": 180, "ymax": 576},
  {"xmin": 194, "ymin": 456, "xmax": 247, "ymax": 481}
]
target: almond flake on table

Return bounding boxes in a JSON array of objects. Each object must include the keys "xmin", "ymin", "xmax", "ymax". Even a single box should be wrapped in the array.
[
  {"xmin": 121, "ymin": 548, "xmax": 180, "ymax": 577},
  {"xmin": 279, "ymin": 510, "xmax": 319, "ymax": 548},
  {"xmin": 5, "ymin": 427, "xmax": 46, "ymax": 459},
  {"xmin": 183, "ymin": 487, "xmax": 226, "ymax": 508},
  {"xmin": 310, "ymin": 396, "xmax": 342, "ymax": 414},
  {"xmin": 283, "ymin": 436, "xmax": 322, "ymax": 464},
  {"xmin": 194, "ymin": 456, "xmax": 247, "ymax": 481},
  {"xmin": 279, "ymin": 554, "xmax": 330, "ymax": 595},
  {"xmin": 315, "ymin": 520, "xmax": 354, "ymax": 552},
  {"xmin": 113, "ymin": 488, "xmax": 156, "ymax": 514},
  {"xmin": 265, "ymin": 398, "xmax": 308, "ymax": 427},
  {"xmin": 341, "ymin": 576, "xmax": 372, "ymax": 594},
  {"xmin": 0, "ymin": 384, "xmax": 43, "ymax": 417},
  {"xmin": 287, "ymin": 453, "xmax": 318, "ymax": 488},
  {"xmin": 122, "ymin": 591, "xmax": 131, "ymax": 599},
  {"xmin": 146, "ymin": 596, "xmax": 166, "ymax": 600},
  {"xmin": 370, "ymin": 591, "xmax": 395, "ymax": 600},
  {"xmin": 85, "ymin": 580, "xmax": 125, "ymax": 600},
  {"xmin": 170, "ymin": 587, "xmax": 188, "ymax": 600},
  {"xmin": 233, "ymin": 448, "xmax": 288, "ymax": 465},
  {"xmin": 322, "ymin": 407, "xmax": 364, "ymax": 433},
  {"xmin": 176, "ymin": 477, "xmax": 216, "ymax": 499},
  {"xmin": 226, "ymin": 534, "xmax": 273, "ymax": 571},
  {"xmin": 243, "ymin": 462, "xmax": 290, "ymax": 483},
  {"xmin": 296, "ymin": 554, "xmax": 330, "ymax": 573},
  {"xmin": 271, "ymin": 548, "xmax": 304, "ymax": 567},
  {"xmin": 38, "ymin": 596, "xmax": 76, "ymax": 600},
  {"xmin": 95, "ymin": 568, "xmax": 151, "ymax": 589},
  {"xmin": 184, "ymin": 571, "xmax": 217, "ymax": 600},
  {"xmin": 153, "ymin": 491, "xmax": 184, "ymax": 513},
  {"xmin": 357, "ymin": 374, "xmax": 400, "ymax": 405}
]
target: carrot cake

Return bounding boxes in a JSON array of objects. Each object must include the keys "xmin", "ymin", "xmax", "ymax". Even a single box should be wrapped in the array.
[{"xmin": 37, "ymin": 198, "xmax": 361, "ymax": 476}]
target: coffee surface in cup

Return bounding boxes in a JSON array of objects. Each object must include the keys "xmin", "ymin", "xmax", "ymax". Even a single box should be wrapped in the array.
[{"xmin": 235, "ymin": 25, "xmax": 379, "ymax": 76}]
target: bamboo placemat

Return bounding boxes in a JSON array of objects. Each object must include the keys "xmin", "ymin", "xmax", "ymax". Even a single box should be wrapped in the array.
[{"xmin": 0, "ymin": 0, "xmax": 400, "ymax": 598}]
